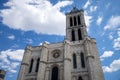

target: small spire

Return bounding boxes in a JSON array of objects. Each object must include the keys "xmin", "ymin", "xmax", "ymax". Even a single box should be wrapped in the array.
[{"xmin": 70, "ymin": 7, "xmax": 79, "ymax": 13}]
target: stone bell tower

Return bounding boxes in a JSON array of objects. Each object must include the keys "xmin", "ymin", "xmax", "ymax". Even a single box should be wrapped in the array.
[
  {"xmin": 17, "ymin": 7, "xmax": 104, "ymax": 80},
  {"xmin": 66, "ymin": 7, "xmax": 88, "ymax": 41},
  {"xmin": 65, "ymin": 7, "xmax": 104, "ymax": 80}
]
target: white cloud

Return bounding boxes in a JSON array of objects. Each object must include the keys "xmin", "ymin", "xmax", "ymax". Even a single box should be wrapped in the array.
[
  {"xmin": 44, "ymin": 41, "xmax": 50, "ymax": 44},
  {"xmin": 0, "ymin": 0, "xmax": 73, "ymax": 35},
  {"xmin": 118, "ymin": 30, "xmax": 120, "ymax": 36},
  {"xmin": 0, "ymin": 51, "xmax": 10, "ymax": 65},
  {"xmin": 83, "ymin": 0, "xmax": 91, "ymax": 9},
  {"xmin": 8, "ymin": 35, "xmax": 15, "ymax": 40},
  {"xmin": 84, "ymin": 11, "xmax": 92, "ymax": 30},
  {"xmin": 53, "ymin": 1, "xmax": 72, "ymax": 10},
  {"xmin": 39, "ymin": 41, "xmax": 50, "ymax": 45},
  {"xmin": 104, "ymin": 16, "xmax": 120, "ymax": 30},
  {"xmin": 0, "ymin": 64, "xmax": 10, "ymax": 69},
  {"xmin": 9, "ymin": 69, "xmax": 17, "ymax": 73},
  {"xmin": 102, "ymin": 58, "xmax": 120, "ymax": 73},
  {"xmin": 97, "ymin": 16, "xmax": 103, "ymax": 25},
  {"xmin": 104, "ymin": 16, "xmax": 120, "ymax": 50},
  {"xmin": 25, "ymin": 39, "xmax": 33, "ymax": 44},
  {"xmin": 11, "ymin": 44, "xmax": 19, "ymax": 48},
  {"xmin": 0, "ymin": 49, "xmax": 24, "ymax": 73},
  {"xmin": 90, "ymin": 6, "xmax": 97, "ymax": 12},
  {"xmin": 0, "ymin": 61, "xmax": 20, "ymax": 73},
  {"xmin": 11, "ymin": 62, "xmax": 20, "ymax": 69},
  {"xmin": 113, "ymin": 31, "xmax": 120, "ymax": 50},
  {"xmin": 108, "ymin": 33, "xmax": 113, "ymax": 40},
  {"xmin": 100, "ymin": 51, "xmax": 114, "ymax": 58},
  {"xmin": 0, "ymin": 49, "xmax": 24, "ymax": 61},
  {"xmin": 102, "ymin": 47, "xmax": 106, "ymax": 50},
  {"xmin": 113, "ymin": 37, "xmax": 120, "ymax": 50}
]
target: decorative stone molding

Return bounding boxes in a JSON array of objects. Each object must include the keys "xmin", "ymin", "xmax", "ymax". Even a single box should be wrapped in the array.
[
  {"xmin": 86, "ymin": 55, "xmax": 94, "ymax": 59},
  {"xmin": 21, "ymin": 63, "xmax": 29, "ymax": 66},
  {"xmin": 64, "ymin": 39, "xmax": 70, "ymax": 44},
  {"xmin": 64, "ymin": 58, "xmax": 71, "ymax": 62}
]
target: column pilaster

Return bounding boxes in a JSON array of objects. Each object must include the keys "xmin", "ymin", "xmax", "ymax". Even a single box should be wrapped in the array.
[
  {"xmin": 32, "ymin": 58, "xmax": 37, "ymax": 73},
  {"xmin": 64, "ymin": 40, "xmax": 71, "ymax": 80},
  {"xmin": 37, "ymin": 43, "xmax": 48, "ymax": 80},
  {"xmin": 45, "ymin": 67, "xmax": 50, "ymax": 80},
  {"xmin": 17, "ymin": 46, "xmax": 31, "ymax": 80},
  {"xmin": 60, "ymin": 65, "xmax": 64, "ymax": 80},
  {"xmin": 77, "ymin": 53, "xmax": 81, "ymax": 69},
  {"xmin": 75, "ymin": 28, "xmax": 78, "ymax": 41},
  {"xmin": 84, "ymin": 39, "xmax": 94, "ymax": 80}
]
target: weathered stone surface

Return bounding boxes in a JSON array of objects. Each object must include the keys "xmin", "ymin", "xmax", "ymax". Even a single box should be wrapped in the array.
[{"xmin": 18, "ymin": 7, "xmax": 104, "ymax": 80}]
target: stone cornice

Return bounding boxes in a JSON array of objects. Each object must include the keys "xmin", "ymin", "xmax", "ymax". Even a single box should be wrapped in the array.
[{"xmin": 21, "ymin": 63, "xmax": 29, "ymax": 66}]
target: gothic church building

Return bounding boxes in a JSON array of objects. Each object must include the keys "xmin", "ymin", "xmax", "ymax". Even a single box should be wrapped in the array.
[{"xmin": 18, "ymin": 7, "xmax": 104, "ymax": 80}]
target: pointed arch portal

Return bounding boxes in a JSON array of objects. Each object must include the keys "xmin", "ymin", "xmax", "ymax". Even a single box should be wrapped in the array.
[
  {"xmin": 51, "ymin": 66, "xmax": 58, "ymax": 80},
  {"xmin": 78, "ymin": 76, "xmax": 83, "ymax": 80}
]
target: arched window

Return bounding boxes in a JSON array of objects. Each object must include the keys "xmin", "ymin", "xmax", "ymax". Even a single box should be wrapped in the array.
[
  {"xmin": 35, "ymin": 58, "xmax": 40, "ymax": 72},
  {"xmin": 72, "ymin": 29, "xmax": 75, "ymax": 41},
  {"xmin": 73, "ymin": 54, "xmax": 77, "ymax": 68},
  {"xmin": 70, "ymin": 17, "xmax": 73, "ymax": 26},
  {"xmin": 78, "ymin": 76, "xmax": 83, "ymax": 80},
  {"xmin": 74, "ymin": 16, "xmax": 77, "ymax": 26},
  {"xmin": 81, "ymin": 53, "xmax": 85, "ymax": 68},
  {"xmin": 78, "ymin": 15, "xmax": 81, "ymax": 25},
  {"xmin": 29, "ymin": 59, "xmax": 34, "ymax": 73},
  {"xmin": 78, "ymin": 29, "xmax": 82, "ymax": 40},
  {"xmin": 51, "ymin": 66, "xmax": 59, "ymax": 80}
]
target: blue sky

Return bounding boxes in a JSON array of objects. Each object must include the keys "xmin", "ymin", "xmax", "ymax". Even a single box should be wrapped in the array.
[{"xmin": 0, "ymin": 0, "xmax": 120, "ymax": 80}]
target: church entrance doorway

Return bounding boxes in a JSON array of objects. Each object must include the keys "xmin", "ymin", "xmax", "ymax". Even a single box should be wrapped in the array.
[{"xmin": 51, "ymin": 66, "xmax": 59, "ymax": 80}]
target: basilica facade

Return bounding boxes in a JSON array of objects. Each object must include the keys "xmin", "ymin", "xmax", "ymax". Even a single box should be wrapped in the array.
[{"xmin": 17, "ymin": 7, "xmax": 104, "ymax": 80}]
